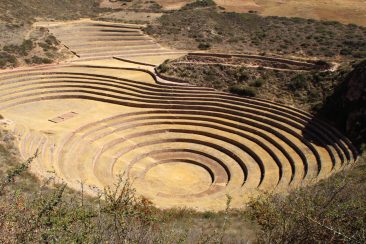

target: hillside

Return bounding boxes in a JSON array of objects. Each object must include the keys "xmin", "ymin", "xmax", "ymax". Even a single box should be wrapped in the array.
[
  {"xmin": 145, "ymin": 3, "xmax": 366, "ymax": 59},
  {"xmin": 0, "ymin": 0, "xmax": 101, "ymax": 68},
  {"xmin": 157, "ymin": 54, "xmax": 347, "ymax": 111}
]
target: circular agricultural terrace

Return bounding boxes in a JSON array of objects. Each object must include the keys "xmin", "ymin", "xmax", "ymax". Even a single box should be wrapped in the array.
[{"xmin": 0, "ymin": 20, "xmax": 357, "ymax": 210}]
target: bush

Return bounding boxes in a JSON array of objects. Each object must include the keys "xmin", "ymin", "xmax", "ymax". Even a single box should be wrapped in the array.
[
  {"xmin": 3, "ymin": 40, "xmax": 34, "ymax": 56},
  {"xmin": 340, "ymin": 48, "xmax": 352, "ymax": 55},
  {"xmin": 229, "ymin": 84, "xmax": 256, "ymax": 97},
  {"xmin": 246, "ymin": 153, "xmax": 366, "ymax": 244},
  {"xmin": 0, "ymin": 52, "xmax": 17, "ymax": 68},
  {"xmin": 288, "ymin": 74, "xmax": 308, "ymax": 90},
  {"xmin": 149, "ymin": 2, "xmax": 162, "ymax": 10},
  {"xmin": 182, "ymin": 0, "xmax": 216, "ymax": 10},
  {"xmin": 236, "ymin": 68, "xmax": 249, "ymax": 82},
  {"xmin": 198, "ymin": 42, "xmax": 211, "ymax": 50},
  {"xmin": 45, "ymin": 35, "xmax": 59, "ymax": 46},
  {"xmin": 250, "ymin": 78, "xmax": 265, "ymax": 87},
  {"xmin": 25, "ymin": 56, "xmax": 53, "ymax": 65},
  {"xmin": 0, "ymin": 153, "xmax": 240, "ymax": 243},
  {"xmin": 157, "ymin": 60, "xmax": 169, "ymax": 73}
]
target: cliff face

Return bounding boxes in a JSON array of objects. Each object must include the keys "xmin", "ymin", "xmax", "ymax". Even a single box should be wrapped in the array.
[{"xmin": 320, "ymin": 60, "xmax": 366, "ymax": 149}]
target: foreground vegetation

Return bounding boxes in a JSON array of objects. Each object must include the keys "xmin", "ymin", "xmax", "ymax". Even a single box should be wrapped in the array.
[{"xmin": 248, "ymin": 151, "xmax": 366, "ymax": 244}]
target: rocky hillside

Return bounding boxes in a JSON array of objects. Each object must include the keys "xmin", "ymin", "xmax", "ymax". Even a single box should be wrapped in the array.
[
  {"xmin": 0, "ymin": 0, "xmax": 103, "ymax": 68},
  {"xmin": 317, "ymin": 60, "xmax": 366, "ymax": 149},
  {"xmin": 145, "ymin": 1, "xmax": 366, "ymax": 59}
]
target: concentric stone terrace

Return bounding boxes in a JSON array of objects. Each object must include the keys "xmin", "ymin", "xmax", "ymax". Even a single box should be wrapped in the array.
[
  {"xmin": 36, "ymin": 19, "xmax": 184, "ymax": 60},
  {"xmin": 0, "ymin": 21, "xmax": 357, "ymax": 210}
]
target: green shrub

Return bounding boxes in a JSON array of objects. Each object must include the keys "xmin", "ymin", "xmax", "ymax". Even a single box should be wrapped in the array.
[
  {"xmin": 3, "ymin": 40, "xmax": 34, "ymax": 56},
  {"xmin": 149, "ymin": 1, "xmax": 162, "ymax": 10},
  {"xmin": 157, "ymin": 60, "xmax": 169, "ymax": 73},
  {"xmin": 249, "ymin": 78, "xmax": 265, "ymax": 87},
  {"xmin": 182, "ymin": 0, "xmax": 216, "ymax": 10},
  {"xmin": 198, "ymin": 42, "xmax": 211, "ymax": 50},
  {"xmin": 236, "ymin": 68, "xmax": 249, "ymax": 82},
  {"xmin": 229, "ymin": 84, "xmax": 256, "ymax": 97},
  {"xmin": 45, "ymin": 35, "xmax": 59, "ymax": 46},
  {"xmin": 0, "ymin": 52, "xmax": 17, "ymax": 68},
  {"xmin": 288, "ymin": 74, "xmax": 308, "ymax": 90},
  {"xmin": 25, "ymin": 56, "xmax": 53, "ymax": 65},
  {"xmin": 3, "ymin": 44, "xmax": 18, "ymax": 53}
]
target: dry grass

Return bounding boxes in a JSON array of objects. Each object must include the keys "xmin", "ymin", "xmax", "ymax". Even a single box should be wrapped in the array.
[
  {"xmin": 154, "ymin": 0, "xmax": 366, "ymax": 26},
  {"xmin": 256, "ymin": 0, "xmax": 366, "ymax": 27}
]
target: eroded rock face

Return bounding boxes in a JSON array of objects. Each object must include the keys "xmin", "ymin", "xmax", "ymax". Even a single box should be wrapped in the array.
[
  {"xmin": 345, "ymin": 61, "xmax": 366, "ymax": 148},
  {"xmin": 320, "ymin": 60, "xmax": 366, "ymax": 149}
]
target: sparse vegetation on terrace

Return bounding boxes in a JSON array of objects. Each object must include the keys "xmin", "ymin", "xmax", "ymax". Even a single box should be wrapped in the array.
[
  {"xmin": 0, "ymin": 28, "xmax": 70, "ymax": 68},
  {"xmin": 158, "ymin": 55, "xmax": 353, "ymax": 111}
]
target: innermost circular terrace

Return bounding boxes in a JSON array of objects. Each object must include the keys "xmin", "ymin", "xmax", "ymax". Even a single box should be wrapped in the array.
[{"xmin": 143, "ymin": 161, "xmax": 213, "ymax": 196}]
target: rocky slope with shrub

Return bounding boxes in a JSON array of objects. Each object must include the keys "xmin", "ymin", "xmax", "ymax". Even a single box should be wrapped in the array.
[
  {"xmin": 0, "ymin": 27, "xmax": 72, "ymax": 69},
  {"xmin": 158, "ymin": 55, "xmax": 350, "ymax": 111}
]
